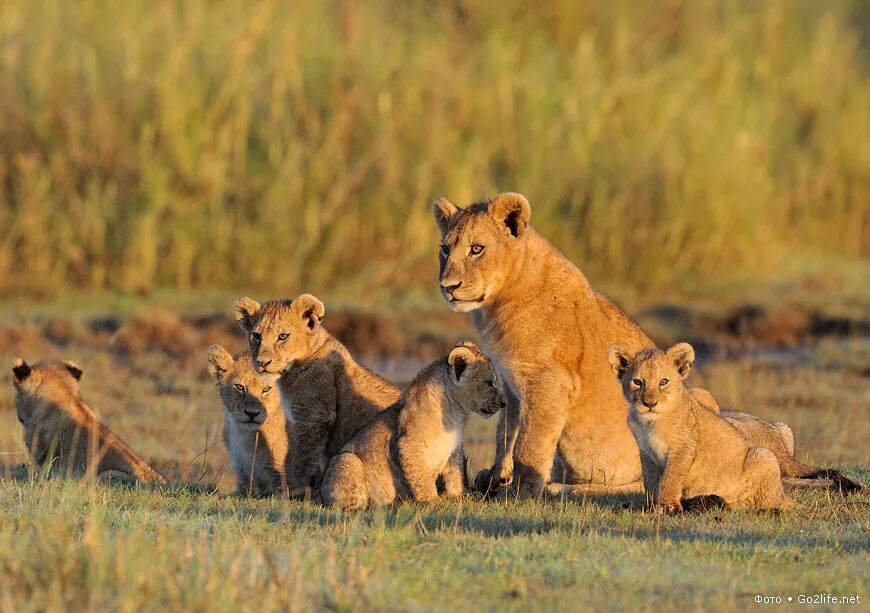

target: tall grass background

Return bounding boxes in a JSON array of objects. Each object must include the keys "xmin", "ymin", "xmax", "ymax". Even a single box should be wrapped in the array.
[{"xmin": 0, "ymin": 0, "xmax": 866, "ymax": 300}]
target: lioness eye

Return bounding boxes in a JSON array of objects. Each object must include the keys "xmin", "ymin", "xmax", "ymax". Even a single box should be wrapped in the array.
[
  {"xmin": 631, "ymin": 379, "xmax": 643, "ymax": 387},
  {"xmin": 262, "ymin": 386, "xmax": 272, "ymax": 395},
  {"xmin": 233, "ymin": 383, "xmax": 246, "ymax": 393},
  {"xmin": 251, "ymin": 332, "xmax": 261, "ymax": 342},
  {"xmin": 659, "ymin": 378, "xmax": 669, "ymax": 388},
  {"xmin": 440, "ymin": 244, "xmax": 449, "ymax": 257},
  {"xmin": 278, "ymin": 332, "xmax": 290, "ymax": 342},
  {"xmin": 470, "ymin": 244, "xmax": 484, "ymax": 256}
]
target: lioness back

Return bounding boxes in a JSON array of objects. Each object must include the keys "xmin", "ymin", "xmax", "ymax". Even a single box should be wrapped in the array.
[
  {"xmin": 234, "ymin": 294, "xmax": 400, "ymax": 497},
  {"xmin": 208, "ymin": 345, "xmax": 290, "ymax": 497},
  {"xmin": 12, "ymin": 358, "xmax": 165, "ymax": 484}
]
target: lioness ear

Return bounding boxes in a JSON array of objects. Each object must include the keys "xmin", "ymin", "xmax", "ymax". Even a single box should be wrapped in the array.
[
  {"xmin": 489, "ymin": 192, "xmax": 531, "ymax": 238},
  {"xmin": 207, "ymin": 345, "xmax": 235, "ymax": 383},
  {"xmin": 234, "ymin": 297, "xmax": 261, "ymax": 334},
  {"xmin": 607, "ymin": 345, "xmax": 633, "ymax": 380},
  {"xmin": 12, "ymin": 358, "xmax": 31, "ymax": 384},
  {"xmin": 448, "ymin": 346, "xmax": 477, "ymax": 383},
  {"xmin": 292, "ymin": 294, "xmax": 325, "ymax": 330},
  {"xmin": 667, "ymin": 342, "xmax": 695, "ymax": 379},
  {"xmin": 61, "ymin": 360, "xmax": 83, "ymax": 381},
  {"xmin": 433, "ymin": 197, "xmax": 460, "ymax": 236}
]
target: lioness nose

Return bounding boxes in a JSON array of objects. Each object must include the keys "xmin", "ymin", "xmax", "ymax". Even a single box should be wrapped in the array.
[
  {"xmin": 257, "ymin": 358, "xmax": 271, "ymax": 370},
  {"xmin": 441, "ymin": 280, "xmax": 461, "ymax": 294},
  {"xmin": 245, "ymin": 409, "xmax": 259, "ymax": 418}
]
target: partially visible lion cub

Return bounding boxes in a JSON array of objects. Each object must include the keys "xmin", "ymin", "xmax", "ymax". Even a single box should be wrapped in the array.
[
  {"xmin": 321, "ymin": 341, "xmax": 506, "ymax": 510},
  {"xmin": 608, "ymin": 343, "xmax": 792, "ymax": 512},
  {"xmin": 12, "ymin": 358, "xmax": 165, "ymax": 484},
  {"xmin": 235, "ymin": 294, "xmax": 401, "ymax": 498},
  {"xmin": 207, "ymin": 345, "xmax": 290, "ymax": 497}
]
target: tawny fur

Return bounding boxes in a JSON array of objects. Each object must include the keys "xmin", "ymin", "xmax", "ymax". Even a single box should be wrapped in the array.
[
  {"xmin": 207, "ymin": 346, "xmax": 290, "ymax": 497},
  {"xmin": 609, "ymin": 343, "xmax": 792, "ymax": 511},
  {"xmin": 235, "ymin": 294, "xmax": 400, "ymax": 498},
  {"xmin": 321, "ymin": 341, "xmax": 505, "ymax": 510},
  {"xmin": 11, "ymin": 358, "xmax": 165, "ymax": 484}
]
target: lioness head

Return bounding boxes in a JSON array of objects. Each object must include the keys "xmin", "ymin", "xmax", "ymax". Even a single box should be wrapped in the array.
[
  {"xmin": 607, "ymin": 343, "xmax": 695, "ymax": 415},
  {"xmin": 447, "ymin": 340, "xmax": 507, "ymax": 417},
  {"xmin": 207, "ymin": 345, "xmax": 277, "ymax": 430},
  {"xmin": 11, "ymin": 358, "xmax": 84, "ymax": 427},
  {"xmin": 432, "ymin": 192, "xmax": 532, "ymax": 312},
  {"xmin": 234, "ymin": 294, "xmax": 326, "ymax": 379}
]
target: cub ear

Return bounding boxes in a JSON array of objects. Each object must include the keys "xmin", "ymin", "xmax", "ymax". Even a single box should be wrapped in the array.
[
  {"xmin": 207, "ymin": 345, "xmax": 235, "ymax": 383},
  {"xmin": 489, "ymin": 192, "xmax": 531, "ymax": 238},
  {"xmin": 667, "ymin": 342, "xmax": 695, "ymax": 379},
  {"xmin": 292, "ymin": 294, "xmax": 325, "ymax": 330},
  {"xmin": 12, "ymin": 358, "xmax": 32, "ymax": 384},
  {"xmin": 448, "ymin": 345, "xmax": 477, "ymax": 383},
  {"xmin": 607, "ymin": 345, "xmax": 634, "ymax": 380},
  {"xmin": 234, "ymin": 296, "xmax": 261, "ymax": 334},
  {"xmin": 61, "ymin": 360, "xmax": 83, "ymax": 381},
  {"xmin": 433, "ymin": 197, "xmax": 460, "ymax": 236}
]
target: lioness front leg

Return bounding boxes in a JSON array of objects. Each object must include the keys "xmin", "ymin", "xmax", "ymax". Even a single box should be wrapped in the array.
[
  {"xmin": 474, "ymin": 386, "xmax": 519, "ymax": 493},
  {"xmin": 440, "ymin": 447, "xmax": 467, "ymax": 499},
  {"xmin": 509, "ymin": 377, "xmax": 569, "ymax": 498},
  {"xmin": 396, "ymin": 438, "xmax": 439, "ymax": 503},
  {"xmin": 287, "ymin": 418, "xmax": 331, "ymax": 499},
  {"xmin": 655, "ymin": 446, "xmax": 696, "ymax": 513}
]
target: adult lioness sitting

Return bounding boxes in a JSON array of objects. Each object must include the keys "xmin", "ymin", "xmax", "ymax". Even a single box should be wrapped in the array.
[
  {"xmin": 235, "ymin": 294, "xmax": 401, "ymax": 498},
  {"xmin": 433, "ymin": 192, "xmax": 656, "ymax": 497},
  {"xmin": 12, "ymin": 358, "xmax": 165, "ymax": 484}
]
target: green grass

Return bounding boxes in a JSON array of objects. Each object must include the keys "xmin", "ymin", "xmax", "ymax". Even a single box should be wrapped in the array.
[{"xmin": 0, "ymin": 0, "xmax": 867, "ymax": 299}]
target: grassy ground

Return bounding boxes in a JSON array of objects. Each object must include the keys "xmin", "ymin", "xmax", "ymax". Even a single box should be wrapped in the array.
[{"xmin": 0, "ymin": 308, "xmax": 867, "ymax": 610}]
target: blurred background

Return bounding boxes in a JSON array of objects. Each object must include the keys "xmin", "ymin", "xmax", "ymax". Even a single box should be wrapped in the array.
[{"xmin": 0, "ymin": 0, "xmax": 868, "ymax": 481}]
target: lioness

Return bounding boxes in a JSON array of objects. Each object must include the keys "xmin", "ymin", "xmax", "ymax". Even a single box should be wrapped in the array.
[
  {"xmin": 434, "ymin": 192, "xmax": 657, "ymax": 496},
  {"xmin": 207, "ymin": 345, "xmax": 290, "ymax": 497},
  {"xmin": 12, "ymin": 358, "xmax": 165, "ymax": 484},
  {"xmin": 235, "ymin": 294, "xmax": 401, "ymax": 498},
  {"xmin": 608, "ymin": 343, "xmax": 792, "ymax": 511},
  {"xmin": 321, "ymin": 341, "xmax": 505, "ymax": 510}
]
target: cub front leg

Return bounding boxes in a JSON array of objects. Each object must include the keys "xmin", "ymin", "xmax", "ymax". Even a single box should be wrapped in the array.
[
  {"xmin": 396, "ymin": 437, "xmax": 439, "ymax": 503},
  {"xmin": 655, "ymin": 445, "xmax": 697, "ymax": 513},
  {"xmin": 474, "ymin": 383, "xmax": 520, "ymax": 494},
  {"xmin": 440, "ymin": 447, "xmax": 467, "ymax": 499},
  {"xmin": 286, "ymin": 418, "xmax": 331, "ymax": 499},
  {"xmin": 639, "ymin": 451, "xmax": 663, "ymax": 510}
]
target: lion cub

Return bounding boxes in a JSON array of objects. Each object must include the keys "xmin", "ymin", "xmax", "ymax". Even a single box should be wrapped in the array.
[
  {"xmin": 607, "ymin": 343, "xmax": 791, "ymax": 512},
  {"xmin": 235, "ymin": 294, "xmax": 401, "ymax": 498},
  {"xmin": 322, "ymin": 341, "xmax": 506, "ymax": 510},
  {"xmin": 207, "ymin": 345, "xmax": 290, "ymax": 497},
  {"xmin": 12, "ymin": 358, "xmax": 165, "ymax": 484}
]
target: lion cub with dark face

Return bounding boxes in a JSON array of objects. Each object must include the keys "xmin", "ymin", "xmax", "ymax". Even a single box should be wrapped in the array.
[
  {"xmin": 608, "ymin": 343, "xmax": 792, "ymax": 512},
  {"xmin": 235, "ymin": 294, "xmax": 401, "ymax": 498},
  {"xmin": 207, "ymin": 346, "xmax": 290, "ymax": 497},
  {"xmin": 322, "ymin": 341, "xmax": 506, "ymax": 510},
  {"xmin": 12, "ymin": 358, "xmax": 165, "ymax": 484}
]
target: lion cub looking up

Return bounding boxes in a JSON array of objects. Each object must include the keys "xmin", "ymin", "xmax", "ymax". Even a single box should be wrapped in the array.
[
  {"xmin": 207, "ymin": 346, "xmax": 290, "ymax": 497},
  {"xmin": 607, "ymin": 343, "xmax": 792, "ymax": 512},
  {"xmin": 12, "ymin": 358, "xmax": 165, "ymax": 484},
  {"xmin": 235, "ymin": 294, "xmax": 401, "ymax": 498},
  {"xmin": 322, "ymin": 341, "xmax": 506, "ymax": 510}
]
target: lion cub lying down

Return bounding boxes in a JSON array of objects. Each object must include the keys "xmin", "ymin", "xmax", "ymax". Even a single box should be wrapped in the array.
[
  {"xmin": 12, "ymin": 358, "xmax": 165, "ymax": 484},
  {"xmin": 235, "ymin": 294, "xmax": 401, "ymax": 498},
  {"xmin": 208, "ymin": 346, "xmax": 290, "ymax": 497},
  {"xmin": 608, "ymin": 343, "xmax": 792, "ymax": 512},
  {"xmin": 321, "ymin": 341, "xmax": 506, "ymax": 510}
]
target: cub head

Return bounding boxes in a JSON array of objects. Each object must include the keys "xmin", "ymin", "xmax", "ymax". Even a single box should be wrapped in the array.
[
  {"xmin": 432, "ymin": 192, "xmax": 532, "ymax": 312},
  {"xmin": 607, "ymin": 343, "xmax": 695, "ymax": 415},
  {"xmin": 207, "ymin": 345, "xmax": 278, "ymax": 430},
  {"xmin": 11, "ymin": 358, "xmax": 84, "ymax": 427},
  {"xmin": 234, "ymin": 294, "xmax": 326, "ymax": 379},
  {"xmin": 447, "ymin": 340, "xmax": 506, "ymax": 417}
]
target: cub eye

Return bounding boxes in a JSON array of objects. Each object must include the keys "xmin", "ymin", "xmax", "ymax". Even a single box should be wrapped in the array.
[
  {"xmin": 439, "ymin": 244, "xmax": 450, "ymax": 257},
  {"xmin": 250, "ymin": 332, "xmax": 261, "ymax": 342},
  {"xmin": 659, "ymin": 378, "xmax": 669, "ymax": 388},
  {"xmin": 262, "ymin": 386, "xmax": 272, "ymax": 395},
  {"xmin": 470, "ymin": 244, "xmax": 484, "ymax": 256},
  {"xmin": 277, "ymin": 332, "xmax": 290, "ymax": 342},
  {"xmin": 233, "ymin": 383, "xmax": 246, "ymax": 394},
  {"xmin": 631, "ymin": 379, "xmax": 643, "ymax": 387},
  {"xmin": 486, "ymin": 380, "xmax": 496, "ymax": 389}
]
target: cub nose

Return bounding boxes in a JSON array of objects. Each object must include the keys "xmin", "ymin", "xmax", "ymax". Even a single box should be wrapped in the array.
[
  {"xmin": 441, "ymin": 280, "xmax": 461, "ymax": 295},
  {"xmin": 257, "ymin": 358, "xmax": 271, "ymax": 370},
  {"xmin": 642, "ymin": 399, "xmax": 658, "ymax": 409},
  {"xmin": 499, "ymin": 400, "xmax": 507, "ymax": 409},
  {"xmin": 244, "ymin": 409, "xmax": 260, "ymax": 419}
]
